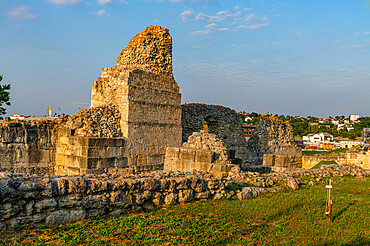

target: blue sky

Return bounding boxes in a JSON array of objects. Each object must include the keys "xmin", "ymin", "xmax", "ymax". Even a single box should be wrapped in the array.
[{"xmin": 1, "ymin": 0, "xmax": 370, "ymax": 117}]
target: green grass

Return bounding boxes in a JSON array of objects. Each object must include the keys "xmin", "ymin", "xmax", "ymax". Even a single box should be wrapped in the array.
[
  {"xmin": 0, "ymin": 177, "xmax": 368, "ymax": 246},
  {"xmin": 303, "ymin": 148, "xmax": 349, "ymax": 156},
  {"xmin": 311, "ymin": 160, "xmax": 339, "ymax": 169}
]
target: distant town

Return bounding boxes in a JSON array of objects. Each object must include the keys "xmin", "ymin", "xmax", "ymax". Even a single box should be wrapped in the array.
[{"xmin": 239, "ymin": 112, "xmax": 370, "ymax": 151}]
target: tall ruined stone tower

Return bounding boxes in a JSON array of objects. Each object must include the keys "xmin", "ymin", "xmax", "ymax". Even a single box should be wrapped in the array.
[{"xmin": 91, "ymin": 26, "xmax": 182, "ymax": 171}]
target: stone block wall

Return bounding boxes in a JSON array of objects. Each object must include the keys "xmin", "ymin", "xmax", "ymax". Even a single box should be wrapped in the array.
[
  {"xmin": 164, "ymin": 147, "xmax": 235, "ymax": 172},
  {"xmin": 164, "ymin": 131, "xmax": 238, "ymax": 172},
  {"xmin": 247, "ymin": 116, "xmax": 302, "ymax": 166},
  {"xmin": 1, "ymin": 164, "xmax": 369, "ymax": 230},
  {"xmin": 0, "ymin": 120, "xmax": 57, "ymax": 175},
  {"xmin": 263, "ymin": 154, "xmax": 302, "ymax": 168},
  {"xmin": 55, "ymin": 128, "xmax": 129, "ymax": 175},
  {"xmin": 302, "ymin": 153, "xmax": 370, "ymax": 170},
  {"xmin": 181, "ymin": 104, "xmax": 248, "ymax": 165}
]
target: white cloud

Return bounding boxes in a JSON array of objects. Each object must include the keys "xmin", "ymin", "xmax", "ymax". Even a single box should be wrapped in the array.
[
  {"xmin": 181, "ymin": 10, "xmax": 193, "ymax": 22},
  {"xmin": 338, "ymin": 44, "xmax": 364, "ymax": 49},
  {"xmin": 354, "ymin": 31, "xmax": 370, "ymax": 35},
  {"xmin": 245, "ymin": 13, "xmax": 257, "ymax": 21},
  {"xmin": 195, "ymin": 13, "xmax": 209, "ymax": 21},
  {"xmin": 193, "ymin": 10, "xmax": 239, "ymax": 22},
  {"xmin": 94, "ymin": 9, "xmax": 111, "ymax": 16},
  {"xmin": 236, "ymin": 23, "xmax": 269, "ymax": 29},
  {"xmin": 182, "ymin": 7, "xmax": 268, "ymax": 35},
  {"xmin": 192, "ymin": 23, "xmax": 228, "ymax": 36},
  {"xmin": 98, "ymin": 0, "xmax": 113, "ymax": 5},
  {"xmin": 48, "ymin": 0, "xmax": 82, "ymax": 6},
  {"xmin": 8, "ymin": 6, "xmax": 36, "ymax": 20}
]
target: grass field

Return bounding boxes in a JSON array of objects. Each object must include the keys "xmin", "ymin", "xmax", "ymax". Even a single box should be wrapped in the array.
[
  {"xmin": 302, "ymin": 148, "xmax": 349, "ymax": 156},
  {"xmin": 0, "ymin": 177, "xmax": 368, "ymax": 246}
]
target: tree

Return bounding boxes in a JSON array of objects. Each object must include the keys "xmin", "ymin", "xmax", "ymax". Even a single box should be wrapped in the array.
[{"xmin": 0, "ymin": 75, "xmax": 11, "ymax": 115}]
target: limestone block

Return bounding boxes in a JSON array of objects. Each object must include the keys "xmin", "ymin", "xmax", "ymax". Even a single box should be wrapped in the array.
[
  {"xmin": 58, "ymin": 127, "xmax": 74, "ymax": 137},
  {"xmin": 195, "ymin": 149, "xmax": 213, "ymax": 163},
  {"xmin": 165, "ymin": 147, "xmax": 180, "ymax": 159},
  {"xmin": 137, "ymin": 156, "xmax": 147, "ymax": 165},
  {"xmin": 179, "ymin": 148, "xmax": 196, "ymax": 162},
  {"xmin": 274, "ymin": 155, "xmax": 290, "ymax": 167},
  {"xmin": 0, "ymin": 127, "xmax": 25, "ymax": 143},
  {"xmin": 46, "ymin": 209, "xmax": 86, "ymax": 225},
  {"xmin": 58, "ymin": 136, "xmax": 71, "ymax": 146},
  {"xmin": 181, "ymin": 160, "xmax": 193, "ymax": 172},
  {"xmin": 263, "ymin": 154, "xmax": 276, "ymax": 167}
]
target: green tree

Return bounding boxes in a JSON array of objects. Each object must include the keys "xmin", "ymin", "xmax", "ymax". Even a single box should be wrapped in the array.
[{"xmin": 0, "ymin": 75, "xmax": 11, "ymax": 115}]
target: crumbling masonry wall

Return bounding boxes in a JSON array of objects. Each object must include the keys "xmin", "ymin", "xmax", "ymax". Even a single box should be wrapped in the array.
[
  {"xmin": 181, "ymin": 104, "xmax": 248, "ymax": 165},
  {"xmin": 164, "ymin": 131, "xmax": 237, "ymax": 172},
  {"xmin": 0, "ymin": 119, "xmax": 57, "ymax": 175},
  {"xmin": 247, "ymin": 116, "xmax": 302, "ymax": 167},
  {"xmin": 91, "ymin": 26, "xmax": 182, "ymax": 171}
]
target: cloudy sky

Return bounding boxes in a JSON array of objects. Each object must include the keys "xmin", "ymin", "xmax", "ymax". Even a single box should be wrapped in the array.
[{"xmin": 1, "ymin": 0, "xmax": 370, "ymax": 117}]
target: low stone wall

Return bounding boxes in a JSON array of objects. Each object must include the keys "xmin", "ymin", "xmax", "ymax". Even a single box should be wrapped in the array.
[
  {"xmin": 164, "ymin": 147, "xmax": 236, "ymax": 172},
  {"xmin": 164, "ymin": 131, "xmax": 238, "ymax": 172},
  {"xmin": 1, "ymin": 163, "xmax": 368, "ymax": 230},
  {"xmin": 302, "ymin": 153, "xmax": 370, "ymax": 169},
  {"xmin": 55, "ymin": 127, "xmax": 129, "ymax": 175},
  {"xmin": 263, "ymin": 154, "xmax": 302, "ymax": 168}
]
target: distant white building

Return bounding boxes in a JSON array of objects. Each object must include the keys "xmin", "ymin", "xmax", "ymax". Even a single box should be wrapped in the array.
[
  {"xmin": 303, "ymin": 132, "xmax": 334, "ymax": 142},
  {"xmin": 245, "ymin": 117, "xmax": 253, "ymax": 122},
  {"xmin": 331, "ymin": 120, "xmax": 339, "ymax": 125},
  {"xmin": 337, "ymin": 124, "xmax": 346, "ymax": 130},
  {"xmin": 10, "ymin": 114, "xmax": 26, "ymax": 120},
  {"xmin": 337, "ymin": 139, "xmax": 363, "ymax": 148},
  {"xmin": 346, "ymin": 126, "xmax": 354, "ymax": 132},
  {"xmin": 350, "ymin": 114, "xmax": 359, "ymax": 122}
]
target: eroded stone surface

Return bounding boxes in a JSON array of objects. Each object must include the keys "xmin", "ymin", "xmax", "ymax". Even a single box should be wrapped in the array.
[
  {"xmin": 90, "ymin": 25, "xmax": 182, "ymax": 171},
  {"xmin": 182, "ymin": 104, "xmax": 248, "ymax": 164},
  {"xmin": 182, "ymin": 130, "xmax": 228, "ymax": 162},
  {"xmin": 164, "ymin": 131, "xmax": 237, "ymax": 172},
  {"xmin": 60, "ymin": 105, "xmax": 121, "ymax": 138},
  {"xmin": 247, "ymin": 116, "xmax": 302, "ymax": 167}
]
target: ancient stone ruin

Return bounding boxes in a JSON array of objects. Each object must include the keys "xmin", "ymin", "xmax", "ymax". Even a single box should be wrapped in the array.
[
  {"xmin": 90, "ymin": 25, "xmax": 182, "ymax": 172},
  {"xmin": 0, "ymin": 26, "xmax": 303, "ymax": 176},
  {"xmin": 0, "ymin": 119, "xmax": 58, "ymax": 175},
  {"xmin": 0, "ymin": 25, "xmax": 368, "ymax": 230},
  {"xmin": 164, "ymin": 130, "xmax": 237, "ymax": 172},
  {"xmin": 0, "ymin": 25, "xmax": 182, "ymax": 175},
  {"xmin": 247, "ymin": 116, "xmax": 302, "ymax": 168},
  {"xmin": 56, "ymin": 25, "xmax": 182, "ymax": 175},
  {"xmin": 181, "ymin": 104, "xmax": 249, "ymax": 166}
]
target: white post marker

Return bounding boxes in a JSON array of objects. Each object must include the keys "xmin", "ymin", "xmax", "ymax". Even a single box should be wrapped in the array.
[{"xmin": 325, "ymin": 179, "xmax": 333, "ymax": 221}]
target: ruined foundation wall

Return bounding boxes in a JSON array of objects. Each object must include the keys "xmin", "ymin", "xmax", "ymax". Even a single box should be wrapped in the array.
[
  {"xmin": 164, "ymin": 131, "xmax": 237, "ymax": 172},
  {"xmin": 54, "ymin": 128, "xmax": 129, "ymax": 175},
  {"xmin": 181, "ymin": 104, "xmax": 248, "ymax": 164},
  {"xmin": 0, "ymin": 120, "xmax": 58, "ymax": 175},
  {"xmin": 302, "ymin": 153, "xmax": 370, "ymax": 170},
  {"xmin": 247, "ymin": 116, "xmax": 302, "ymax": 166}
]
